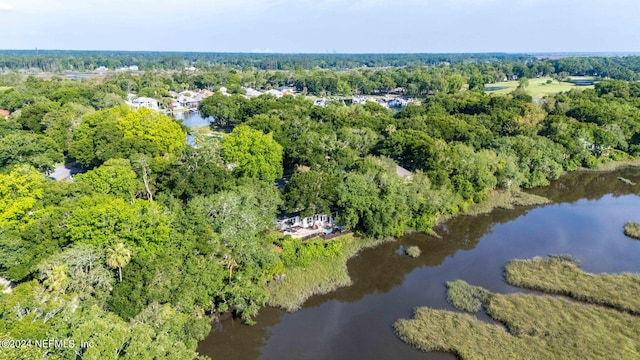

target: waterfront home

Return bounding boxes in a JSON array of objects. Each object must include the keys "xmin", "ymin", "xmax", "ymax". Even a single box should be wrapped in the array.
[
  {"xmin": 169, "ymin": 101, "xmax": 184, "ymax": 112},
  {"xmin": 276, "ymin": 211, "xmax": 339, "ymax": 239},
  {"xmin": 128, "ymin": 97, "xmax": 159, "ymax": 110}
]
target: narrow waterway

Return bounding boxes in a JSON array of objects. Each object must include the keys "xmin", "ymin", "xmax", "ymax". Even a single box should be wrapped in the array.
[{"xmin": 199, "ymin": 168, "xmax": 640, "ymax": 360}]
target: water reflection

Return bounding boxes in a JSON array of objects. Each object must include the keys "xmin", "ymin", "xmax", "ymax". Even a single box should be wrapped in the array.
[
  {"xmin": 172, "ymin": 110, "xmax": 213, "ymax": 128},
  {"xmin": 199, "ymin": 168, "xmax": 640, "ymax": 360}
]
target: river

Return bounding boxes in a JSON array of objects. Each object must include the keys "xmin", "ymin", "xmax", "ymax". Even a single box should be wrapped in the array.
[{"xmin": 198, "ymin": 168, "xmax": 640, "ymax": 360}]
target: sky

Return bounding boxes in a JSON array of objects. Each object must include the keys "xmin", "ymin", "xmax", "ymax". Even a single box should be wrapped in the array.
[{"xmin": 0, "ymin": 0, "xmax": 638, "ymax": 53}]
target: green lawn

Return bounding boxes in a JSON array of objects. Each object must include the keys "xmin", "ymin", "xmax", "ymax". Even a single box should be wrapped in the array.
[{"xmin": 485, "ymin": 77, "xmax": 594, "ymax": 98}]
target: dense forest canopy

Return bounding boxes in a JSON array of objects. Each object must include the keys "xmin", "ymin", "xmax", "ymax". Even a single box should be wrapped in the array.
[
  {"xmin": 1, "ymin": 53, "xmax": 640, "ymax": 359},
  {"xmin": 1, "ymin": 51, "xmax": 640, "ymax": 81}
]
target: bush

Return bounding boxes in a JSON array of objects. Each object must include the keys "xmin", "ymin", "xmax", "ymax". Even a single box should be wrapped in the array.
[
  {"xmin": 405, "ymin": 246, "xmax": 421, "ymax": 258},
  {"xmin": 280, "ymin": 237, "xmax": 344, "ymax": 268}
]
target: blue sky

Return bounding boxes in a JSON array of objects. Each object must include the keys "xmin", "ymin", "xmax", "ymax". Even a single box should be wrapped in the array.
[{"xmin": 0, "ymin": 0, "xmax": 638, "ymax": 53}]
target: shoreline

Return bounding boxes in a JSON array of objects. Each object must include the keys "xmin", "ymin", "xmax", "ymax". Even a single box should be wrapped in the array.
[
  {"xmin": 266, "ymin": 189, "xmax": 551, "ymax": 312},
  {"xmin": 258, "ymin": 160, "xmax": 637, "ymax": 314}
]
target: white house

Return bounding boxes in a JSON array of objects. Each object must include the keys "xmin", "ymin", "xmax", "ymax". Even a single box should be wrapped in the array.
[
  {"xmin": 265, "ymin": 89, "xmax": 283, "ymax": 98},
  {"xmin": 169, "ymin": 101, "xmax": 184, "ymax": 112},
  {"xmin": 388, "ymin": 98, "xmax": 411, "ymax": 108},
  {"xmin": 129, "ymin": 65, "xmax": 139, "ymax": 71},
  {"xmin": 277, "ymin": 86, "xmax": 296, "ymax": 95},
  {"xmin": 243, "ymin": 87, "xmax": 263, "ymax": 98},
  {"xmin": 352, "ymin": 95, "xmax": 367, "ymax": 105},
  {"xmin": 129, "ymin": 97, "xmax": 159, "ymax": 110},
  {"xmin": 313, "ymin": 98, "xmax": 327, "ymax": 107},
  {"xmin": 277, "ymin": 212, "xmax": 337, "ymax": 231}
]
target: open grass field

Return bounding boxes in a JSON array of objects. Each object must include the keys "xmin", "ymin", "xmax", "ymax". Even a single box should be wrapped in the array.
[
  {"xmin": 0, "ymin": 86, "xmax": 12, "ymax": 92},
  {"xmin": 266, "ymin": 234, "xmax": 386, "ymax": 311},
  {"xmin": 394, "ymin": 256, "xmax": 640, "ymax": 359},
  {"xmin": 485, "ymin": 77, "xmax": 595, "ymax": 98}
]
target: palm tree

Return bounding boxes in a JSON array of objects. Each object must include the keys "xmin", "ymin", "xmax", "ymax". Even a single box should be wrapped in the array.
[
  {"xmin": 106, "ymin": 243, "xmax": 131, "ymax": 283},
  {"xmin": 44, "ymin": 265, "xmax": 69, "ymax": 294}
]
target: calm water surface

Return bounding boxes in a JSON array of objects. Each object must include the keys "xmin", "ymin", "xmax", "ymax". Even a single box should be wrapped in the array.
[
  {"xmin": 173, "ymin": 110, "xmax": 213, "ymax": 128},
  {"xmin": 199, "ymin": 168, "xmax": 640, "ymax": 360}
]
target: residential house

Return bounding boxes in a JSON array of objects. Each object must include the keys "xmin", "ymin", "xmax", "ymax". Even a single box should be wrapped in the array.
[
  {"xmin": 0, "ymin": 109, "xmax": 10, "ymax": 119},
  {"xmin": 175, "ymin": 90, "xmax": 211, "ymax": 109},
  {"xmin": 129, "ymin": 65, "xmax": 139, "ymax": 71},
  {"xmin": 388, "ymin": 98, "xmax": 411, "ymax": 108},
  {"xmin": 352, "ymin": 95, "xmax": 367, "ymax": 105},
  {"xmin": 277, "ymin": 212, "xmax": 337, "ymax": 231},
  {"xmin": 243, "ymin": 87, "xmax": 263, "ymax": 98},
  {"xmin": 186, "ymin": 93, "xmax": 205, "ymax": 108},
  {"xmin": 277, "ymin": 86, "xmax": 296, "ymax": 95},
  {"xmin": 313, "ymin": 98, "xmax": 327, "ymax": 107},
  {"xmin": 395, "ymin": 165, "xmax": 412, "ymax": 180},
  {"xmin": 128, "ymin": 97, "xmax": 159, "ymax": 110},
  {"xmin": 265, "ymin": 89, "xmax": 283, "ymax": 98},
  {"xmin": 169, "ymin": 101, "xmax": 184, "ymax": 112},
  {"xmin": 199, "ymin": 89, "xmax": 214, "ymax": 97}
]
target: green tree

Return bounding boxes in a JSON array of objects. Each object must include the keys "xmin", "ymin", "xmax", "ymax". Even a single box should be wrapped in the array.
[
  {"xmin": 199, "ymin": 93, "xmax": 247, "ymax": 127},
  {"xmin": 107, "ymin": 243, "xmax": 131, "ymax": 283},
  {"xmin": 0, "ymin": 165, "xmax": 46, "ymax": 228},
  {"xmin": 66, "ymin": 195, "xmax": 171, "ymax": 253},
  {"xmin": 284, "ymin": 171, "xmax": 338, "ymax": 217},
  {"xmin": 0, "ymin": 132, "xmax": 63, "ymax": 173},
  {"xmin": 74, "ymin": 158, "xmax": 140, "ymax": 202},
  {"xmin": 222, "ymin": 125, "xmax": 283, "ymax": 183},
  {"xmin": 69, "ymin": 106, "xmax": 186, "ymax": 168}
]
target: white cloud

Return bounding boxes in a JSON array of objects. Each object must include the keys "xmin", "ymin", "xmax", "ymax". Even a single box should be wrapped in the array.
[{"xmin": 0, "ymin": 2, "xmax": 13, "ymax": 11}]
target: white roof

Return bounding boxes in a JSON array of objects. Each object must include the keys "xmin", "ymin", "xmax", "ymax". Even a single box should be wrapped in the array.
[{"xmin": 132, "ymin": 97, "xmax": 158, "ymax": 103}]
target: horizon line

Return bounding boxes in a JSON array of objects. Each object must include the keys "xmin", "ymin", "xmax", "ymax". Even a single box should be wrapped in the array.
[{"xmin": 1, "ymin": 49, "xmax": 640, "ymax": 56}]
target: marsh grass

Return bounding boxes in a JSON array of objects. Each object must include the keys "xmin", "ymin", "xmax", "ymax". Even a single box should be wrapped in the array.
[
  {"xmin": 445, "ymin": 280, "xmax": 491, "ymax": 312},
  {"xmin": 435, "ymin": 189, "xmax": 550, "ymax": 230},
  {"xmin": 396, "ymin": 297, "xmax": 640, "ymax": 359},
  {"xmin": 623, "ymin": 222, "xmax": 640, "ymax": 240},
  {"xmin": 582, "ymin": 157, "xmax": 640, "ymax": 172},
  {"xmin": 463, "ymin": 189, "xmax": 550, "ymax": 216},
  {"xmin": 618, "ymin": 176, "xmax": 637, "ymax": 185},
  {"xmin": 405, "ymin": 246, "xmax": 421, "ymax": 258},
  {"xmin": 505, "ymin": 256, "xmax": 640, "ymax": 314},
  {"xmin": 266, "ymin": 234, "xmax": 387, "ymax": 311}
]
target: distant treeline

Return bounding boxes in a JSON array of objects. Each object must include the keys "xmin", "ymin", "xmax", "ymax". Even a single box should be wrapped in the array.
[
  {"xmin": 2, "ymin": 51, "xmax": 640, "ymax": 83},
  {"xmin": 0, "ymin": 50, "xmax": 534, "ymax": 71}
]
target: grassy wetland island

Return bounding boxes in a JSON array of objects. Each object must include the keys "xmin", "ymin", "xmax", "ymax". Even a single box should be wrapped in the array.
[{"xmin": 2, "ymin": 51, "xmax": 640, "ymax": 359}]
